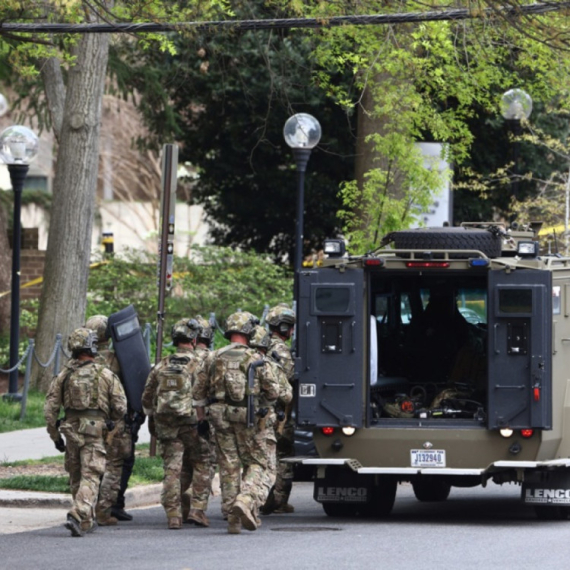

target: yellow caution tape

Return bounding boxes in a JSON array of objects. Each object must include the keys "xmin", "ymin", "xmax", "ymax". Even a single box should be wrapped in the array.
[{"xmin": 0, "ymin": 260, "xmax": 109, "ymax": 299}]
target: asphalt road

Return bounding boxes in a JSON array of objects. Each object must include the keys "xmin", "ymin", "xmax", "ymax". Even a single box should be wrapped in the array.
[{"xmin": 1, "ymin": 481, "xmax": 568, "ymax": 570}]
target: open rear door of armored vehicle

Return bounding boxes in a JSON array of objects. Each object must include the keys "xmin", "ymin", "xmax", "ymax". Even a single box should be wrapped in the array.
[
  {"xmin": 488, "ymin": 269, "xmax": 552, "ymax": 429},
  {"xmin": 296, "ymin": 269, "xmax": 365, "ymax": 428}
]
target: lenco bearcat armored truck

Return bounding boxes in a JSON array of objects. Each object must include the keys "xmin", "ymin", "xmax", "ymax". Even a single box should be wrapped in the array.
[{"xmin": 292, "ymin": 223, "xmax": 570, "ymax": 519}]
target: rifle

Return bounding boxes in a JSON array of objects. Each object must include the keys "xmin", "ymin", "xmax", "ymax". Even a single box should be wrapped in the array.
[{"xmin": 246, "ymin": 360, "xmax": 266, "ymax": 428}]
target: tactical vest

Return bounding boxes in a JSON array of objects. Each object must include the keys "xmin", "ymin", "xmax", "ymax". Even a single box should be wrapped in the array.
[
  {"xmin": 65, "ymin": 362, "xmax": 101, "ymax": 411},
  {"xmin": 212, "ymin": 344, "xmax": 252, "ymax": 406},
  {"xmin": 155, "ymin": 354, "xmax": 195, "ymax": 416}
]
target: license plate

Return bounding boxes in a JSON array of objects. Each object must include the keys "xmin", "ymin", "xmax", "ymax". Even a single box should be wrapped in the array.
[{"xmin": 410, "ymin": 449, "xmax": 446, "ymax": 467}]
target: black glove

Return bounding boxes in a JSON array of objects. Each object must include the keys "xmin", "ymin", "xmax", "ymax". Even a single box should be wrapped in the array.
[
  {"xmin": 54, "ymin": 437, "xmax": 66, "ymax": 453},
  {"xmin": 197, "ymin": 420, "xmax": 210, "ymax": 441}
]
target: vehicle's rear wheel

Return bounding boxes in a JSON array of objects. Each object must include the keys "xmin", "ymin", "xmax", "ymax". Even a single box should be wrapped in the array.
[
  {"xmin": 363, "ymin": 477, "xmax": 397, "ymax": 517},
  {"xmin": 412, "ymin": 477, "xmax": 452, "ymax": 502},
  {"xmin": 322, "ymin": 502, "xmax": 360, "ymax": 517},
  {"xmin": 534, "ymin": 506, "xmax": 570, "ymax": 520}
]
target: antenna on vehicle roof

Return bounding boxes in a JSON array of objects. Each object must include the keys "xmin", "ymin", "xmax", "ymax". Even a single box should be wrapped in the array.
[{"xmin": 553, "ymin": 229, "xmax": 560, "ymax": 255}]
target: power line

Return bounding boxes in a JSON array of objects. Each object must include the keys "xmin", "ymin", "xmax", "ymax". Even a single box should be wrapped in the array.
[{"xmin": 1, "ymin": 2, "xmax": 569, "ymax": 35}]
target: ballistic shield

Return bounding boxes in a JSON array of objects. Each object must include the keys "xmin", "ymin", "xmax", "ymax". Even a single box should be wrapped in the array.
[{"xmin": 107, "ymin": 305, "xmax": 151, "ymax": 413}]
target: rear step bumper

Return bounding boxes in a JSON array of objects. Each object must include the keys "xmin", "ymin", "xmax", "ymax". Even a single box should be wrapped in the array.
[{"xmin": 283, "ymin": 457, "xmax": 570, "ymax": 475}]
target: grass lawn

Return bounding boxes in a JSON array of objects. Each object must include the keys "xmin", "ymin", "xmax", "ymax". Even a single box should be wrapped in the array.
[
  {"xmin": 0, "ymin": 444, "xmax": 163, "ymax": 492},
  {"xmin": 0, "ymin": 390, "xmax": 48, "ymax": 433}
]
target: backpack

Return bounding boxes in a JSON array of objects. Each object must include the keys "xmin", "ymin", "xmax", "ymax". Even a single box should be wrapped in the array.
[
  {"xmin": 155, "ymin": 354, "xmax": 195, "ymax": 415},
  {"xmin": 65, "ymin": 362, "xmax": 100, "ymax": 410}
]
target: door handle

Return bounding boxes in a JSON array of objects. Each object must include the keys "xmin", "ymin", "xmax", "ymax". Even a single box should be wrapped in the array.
[{"xmin": 494, "ymin": 323, "xmax": 500, "ymax": 354}]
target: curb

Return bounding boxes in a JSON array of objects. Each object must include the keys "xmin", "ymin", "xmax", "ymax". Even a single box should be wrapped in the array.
[{"xmin": 0, "ymin": 483, "xmax": 162, "ymax": 509}]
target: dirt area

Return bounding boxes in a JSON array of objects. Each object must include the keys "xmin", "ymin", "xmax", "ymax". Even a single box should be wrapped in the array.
[{"xmin": 0, "ymin": 462, "xmax": 66, "ymax": 480}]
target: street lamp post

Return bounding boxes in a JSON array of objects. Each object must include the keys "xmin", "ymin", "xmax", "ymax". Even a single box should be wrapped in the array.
[
  {"xmin": 283, "ymin": 113, "xmax": 321, "ymax": 354},
  {"xmin": 500, "ymin": 88, "xmax": 533, "ymax": 201},
  {"xmin": 0, "ymin": 125, "xmax": 39, "ymax": 400}
]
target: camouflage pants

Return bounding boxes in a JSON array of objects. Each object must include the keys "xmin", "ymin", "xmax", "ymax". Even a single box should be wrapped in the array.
[
  {"xmin": 209, "ymin": 403, "xmax": 270, "ymax": 516},
  {"xmin": 181, "ymin": 425, "xmax": 216, "ymax": 515},
  {"xmin": 156, "ymin": 417, "xmax": 211, "ymax": 519},
  {"xmin": 273, "ymin": 418, "xmax": 295, "ymax": 506},
  {"xmin": 61, "ymin": 426, "xmax": 106, "ymax": 527},
  {"xmin": 97, "ymin": 421, "xmax": 132, "ymax": 517}
]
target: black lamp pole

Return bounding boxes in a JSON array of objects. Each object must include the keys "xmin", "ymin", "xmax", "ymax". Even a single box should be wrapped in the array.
[
  {"xmin": 7, "ymin": 163, "xmax": 29, "ymax": 400},
  {"xmin": 292, "ymin": 148, "xmax": 311, "ymax": 356}
]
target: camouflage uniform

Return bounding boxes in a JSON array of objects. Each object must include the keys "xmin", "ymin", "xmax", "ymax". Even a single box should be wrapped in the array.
[
  {"xmin": 181, "ymin": 338, "xmax": 217, "ymax": 522},
  {"xmin": 86, "ymin": 313, "xmax": 132, "ymax": 524},
  {"xmin": 261, "ymin": 304, "xmax": 297, "ymax": 514},
  {"xmin": 142, "ymin": 322, "xmax": 211, "ymax": 528},
  {"xmin": 193, "ymin": 312, "xmax": 280, "ymax": 533},
  {"xmin": 249, "ymin": 326, "xmax": 293, "ymax": 514},
  {"xmin": 94, "ymin": 347, "xmax": 132, "ymax": 523},
  {"xmin": 44, "ymin": 329, "xmax": 127, "ymax": 536}
]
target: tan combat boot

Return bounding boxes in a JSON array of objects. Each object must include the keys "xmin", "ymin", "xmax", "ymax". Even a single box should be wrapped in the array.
[
  {"xmin": 188, "ymin": 508, "xmax": 210, "ymax": 527},
  {"xmin": 227, "ymin": 514, "xmax": 241, "ymax": 534},
  {"xmin": 96, "ymin": 513, "xmax": 118, "ymax": 526},
  {"xmin": 231, "ymin": 500, "xmax": 258, "ymax": 532},
  {"xmin": 168, "ymin": 517, "xmax": 182, "ymax": 530}
]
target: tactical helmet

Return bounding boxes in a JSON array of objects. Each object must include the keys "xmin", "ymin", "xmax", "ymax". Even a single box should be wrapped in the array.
[
  {"xmin": 171, "ymin": 318, "xmax": 200, "ymax": 344},
  {"xmin": 224, "ymin": 311, "xmax": 258, "ymax": 339},
  {"xmin": 85, "ymin": 315, "xmax": 109, "ymax": 343},
  {"xmin": 68, "ymin": 327, "xmax": 98, "ymax": 356},
  {"xmin": 249, "ymin": 325, "xmax": 271, "ymax": 351},
  {"xmin": 266, "ymin": 305, "xmax": 296, "ymax": 328},
  {"xmin": 195, "ymin": 315, "xmax": 214, "ymax": 341}
]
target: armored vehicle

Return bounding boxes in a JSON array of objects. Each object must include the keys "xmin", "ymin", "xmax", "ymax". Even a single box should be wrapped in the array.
[{"xmin": 293, "ymin": 223, "xmax": 570, "ymax": 519}]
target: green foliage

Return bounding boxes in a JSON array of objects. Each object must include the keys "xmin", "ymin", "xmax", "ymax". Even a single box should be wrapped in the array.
[
  {"xmin": 0, "ymin": 390, "xmax": 47, "ymax": 432},
  {"xmin": 130, "ymin": 445, "xmax": 164, "ymax": 485},
  {"xmin": 112, "ymin": 1, "xmax": 355, "ymax": 262},
  {"xmin": 87, "ymin": 246, "xmax": 293, "ymax": 346},
  {"xmin": 302, "ymin": 1, "xmax": 570, "ymax": 227},
  {"xmin": 338, "ymin": 139, "xmax": 451, "ymax": 253}
]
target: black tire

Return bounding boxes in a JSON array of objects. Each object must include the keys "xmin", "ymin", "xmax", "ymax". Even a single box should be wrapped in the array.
[
  {"xmin": 363, "ymin": 477, "xmax": 397, "ymax": 517},
  {"xmin": 391, "ymin": 227, "xmax": 502, "ymax": 259},
  {"xmin": 322, "ymin": 502, "xmax": 360, "ymax": 517},
  {"xmin": 534, "ymin": 506, "xmax": 570, "ymax": 520},
  {"xmin": 412, "ymin": 477, "xmax": 452, "ymax": 502}
]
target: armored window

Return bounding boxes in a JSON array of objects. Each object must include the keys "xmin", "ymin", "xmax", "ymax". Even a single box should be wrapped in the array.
[
  {"xmin": 498, "ymin": 289, "xmax": 533, "ymax": 315},
  {"xmin": 313, "ymin": 285, "xmax": 354, "ymax": 315}
]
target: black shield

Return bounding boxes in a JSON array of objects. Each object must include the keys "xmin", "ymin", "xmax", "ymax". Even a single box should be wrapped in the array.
[{"xmin": 107, "ymin": 305, "xmax": 151, "ymax": 413}]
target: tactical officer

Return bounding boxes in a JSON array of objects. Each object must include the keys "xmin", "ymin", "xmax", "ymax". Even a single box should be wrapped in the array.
[
  {"xmin": 180, "ymin": 315, "xmax": 217, "ymax": 524},
  {"xmin": 85, "ymin": 315, "xmax": 132, "ymax": 526},
  {"xmin": 142, "ymin": 319, "xmax": 211, "ymax": 529},
  {"xmin": 249, "ymin": 324, "xmax": 292, "ymax": 521},
  {"xmin": 193, "ymin": 312, "xmax": 280, "ymax": 534},
  {"xmin": 44, "ymin": 328, "xmax": 127, "ymax": 537},
  {"xmin": 261, "ymin": 304, "xmax": 297, "ymax": 515}
]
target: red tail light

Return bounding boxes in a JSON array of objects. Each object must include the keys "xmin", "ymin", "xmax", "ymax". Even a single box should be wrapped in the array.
[
  {"xmin": 322, "ymin": 427, "xmax": 335, "ymax": 436},
  {"xmin": 520, "ymin": 429, "xmax": 534, "ymax": 438}
]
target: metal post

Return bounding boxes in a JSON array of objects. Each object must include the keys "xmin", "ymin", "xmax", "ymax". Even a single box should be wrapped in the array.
[
  {"xmin": 152, "ymin": 144, "xmax": 178, "ymax": 456},
  {"xmin": 53, "ymin": 333, "xmax": 62, "ymax": 376},
  {"xmin": 19, "ymin": 339, "xmax": 34, "ymax": 421},
  {"xmin": 7, "ymin": 163, "xmax": 29, "ymax": 401}
]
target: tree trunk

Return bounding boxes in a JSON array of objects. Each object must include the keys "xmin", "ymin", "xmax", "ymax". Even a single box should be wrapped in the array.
[{"xmin": 32, "ymin": 31, "xmax": 110, "ymax": 391}]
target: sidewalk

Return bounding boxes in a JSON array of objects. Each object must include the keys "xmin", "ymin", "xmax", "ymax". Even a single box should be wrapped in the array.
[{"xmin": 0, "ymin": 421, "xmax": 161, "ymax": 533}]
